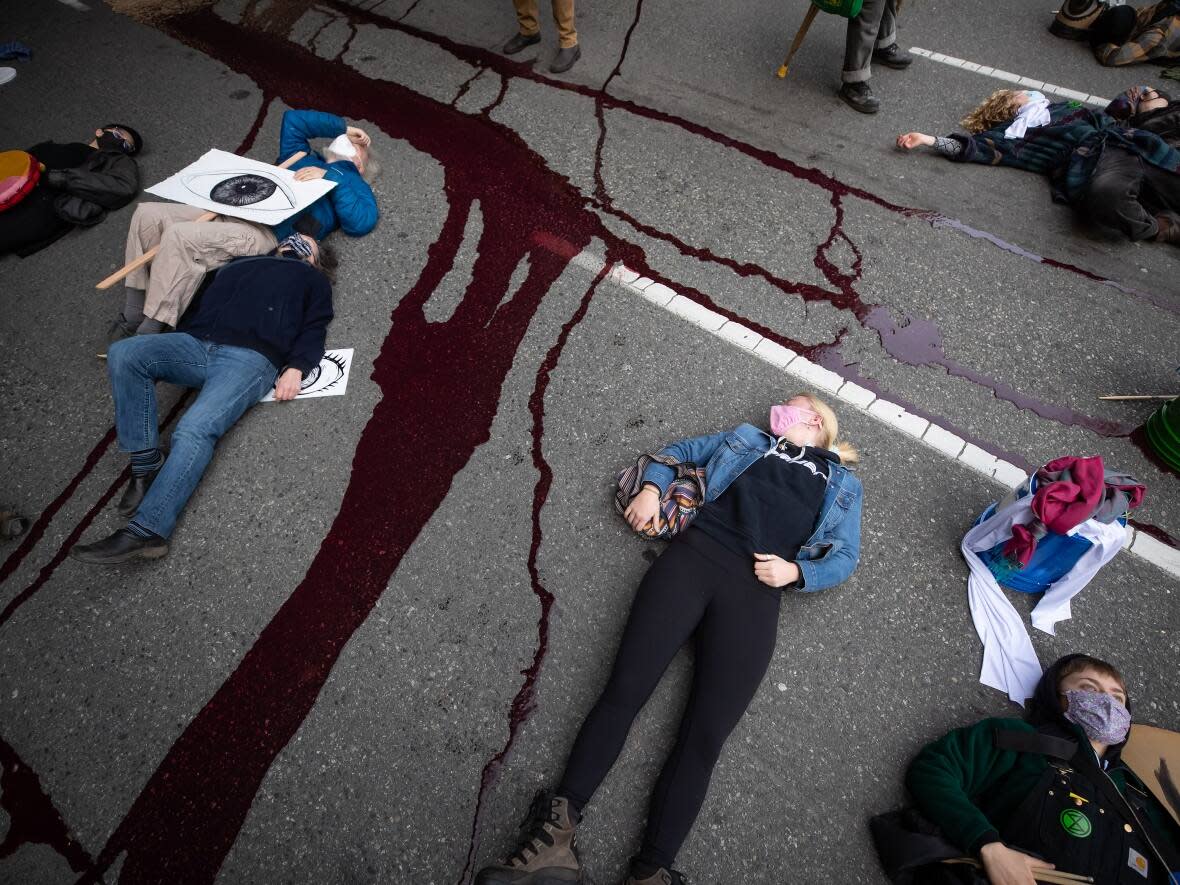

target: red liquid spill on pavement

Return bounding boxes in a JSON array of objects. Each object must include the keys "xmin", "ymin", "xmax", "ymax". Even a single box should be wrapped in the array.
[
  {"xmin": 0, "ymin": 736, "xmax": 93, "ymax": 874},
  {"xmin": 234, "ymin": 90, "xmax": 273, "ymax": 156},
  {"xmin": 1129, "ymin": 517, "xmax": 1180, "ymax": 548},
  {"xmin": 0, "ymin": 468, "xmax": 129, "ymax": 629},
  {"xmin": 0, "ymin": 392, "xmax": 194, "ymax": 629},
  {"xmin": 0, "ymin": 429, "xmax": 117, "ymax": 586},
  {"xmin": 458, "ymin": 262, "xmax": 611, "ymax": 884},
  {"xmin": 925, "ymin": 213, "xmax": 1180, "ymax": 317},
  {"xmin": 81, "ymin": 11, "xmax": 608, "ymax": 883},
  {"xmin": 65, "ymin": 5, "xmax": 1175, "ymax": 883}
]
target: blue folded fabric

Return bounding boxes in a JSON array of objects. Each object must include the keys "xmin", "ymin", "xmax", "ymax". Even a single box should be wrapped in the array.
[{"xmin": 0, "ymin": 41, "xmax": 32, "ymax": 62}]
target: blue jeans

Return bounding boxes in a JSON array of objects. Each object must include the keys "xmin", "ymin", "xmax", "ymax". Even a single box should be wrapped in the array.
[{"xmin": 107, "ymin": 333, "xmax": 278, "ymax": 538}]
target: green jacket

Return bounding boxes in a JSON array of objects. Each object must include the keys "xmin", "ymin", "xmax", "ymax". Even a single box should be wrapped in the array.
[{"xmin": 905, "ymin": 717, "xmax": 1180, "ymax": 857}]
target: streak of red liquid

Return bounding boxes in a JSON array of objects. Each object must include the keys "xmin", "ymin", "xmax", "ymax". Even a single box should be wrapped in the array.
[
  {"xmin": 458, "ymin": 260, "xmax": 611, "ymax": 884},
  {"xmin": 72, "ymin": 7, "xmax": 1177, "ymax": 884},
  {"xmin": 81, "ymin": 11, "xmax": 608, "ymax": 883},
  {"xmin": 0, "ymin": 428, "xmax": 117, "ymax": 586},
  {"xmin": 0, "ymin": 736, "xmax": 93, "ymax": 874},
  {"xmin": 1, "ymin": 392, "xmax": 194, "ymax": 628}
]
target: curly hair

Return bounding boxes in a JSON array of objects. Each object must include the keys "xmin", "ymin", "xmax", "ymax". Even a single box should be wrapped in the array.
[{"xmin": 960, "ymin": 89, "xmax": 1025, "ymax": 134}]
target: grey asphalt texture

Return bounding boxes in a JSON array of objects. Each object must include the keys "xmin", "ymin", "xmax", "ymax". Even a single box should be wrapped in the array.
[{"xmin": 0, "ymin": 1, "xmax": 1178, "ymax": 883}]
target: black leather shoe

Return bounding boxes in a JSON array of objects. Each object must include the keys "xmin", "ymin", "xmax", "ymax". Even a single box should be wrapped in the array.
[
  {"xmin": 117, "ymin": 467, "xmax": 162, "ymax": 519},
  {"xmin": 839, "ymin": 81, "xmax": 880, "ymax": 114},
  {"xmin": 108, "ymin": 315, "xmax": 138, "ymax": 346},
  {"xmin": 70, "ymin": 528, "xmax": 168, "ymax": 564},
  {"xmin": 502, "ymin": 32, "xmax": 541, "ymax": 55},
  {"xmin": 549, "ymin": 44, "xmax": 581, "ymax": 73},
  {"xmin": 872, "ymin": 43, "xmax": 913, "ymax": 69}
]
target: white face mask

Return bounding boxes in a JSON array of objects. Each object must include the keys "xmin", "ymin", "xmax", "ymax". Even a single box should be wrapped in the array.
[{"xmin": 327, "ymin": 134, "xmax": 358, "ymax": 158}]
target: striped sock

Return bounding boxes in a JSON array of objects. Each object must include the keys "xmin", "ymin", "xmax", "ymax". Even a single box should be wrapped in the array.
[
  {"xmin": 124, "ymin": 521, "xmax": 158, "ymax": 540},
  {"xmin": 129, "ymin": 448, "xmax": 163, "ymax": 476}
]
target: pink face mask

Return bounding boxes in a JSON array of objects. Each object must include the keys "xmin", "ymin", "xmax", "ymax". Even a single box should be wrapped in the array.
[{"xmin": 770, "ymin": 404, "xmax": 820, "ymax": 437}]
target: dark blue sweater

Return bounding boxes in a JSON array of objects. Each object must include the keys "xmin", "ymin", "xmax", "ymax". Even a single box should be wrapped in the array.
[{"xmin": 180, "ymin": 255, "xmax": 333, "ymax": 376}]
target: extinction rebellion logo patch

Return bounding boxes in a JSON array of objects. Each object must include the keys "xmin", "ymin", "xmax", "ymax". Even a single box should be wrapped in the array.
[{"xmin": 1060, "ymin": 808, "xmax": 1092, "ymax": 838}]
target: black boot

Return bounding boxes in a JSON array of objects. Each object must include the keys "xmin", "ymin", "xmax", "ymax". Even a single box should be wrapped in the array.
[
  {"xmin": 549, "ymin": 44, "xmax": 581, "ymax": 73},
  {"xmin": 118, "ymin": 465, "xmax": 162, "ymax": 519},
  {"xmin": 838, "ymin": 81, "xmax": 880, "ymax": 114},
  {"xmin": 70, "ymin": 528, "xmax": 168, "ymax": 564},
  {"xmin": 872, "ymin": 43, "xmax": 913, "ymax": 69},
  {"xmin": 503, "ymin": 32, "xmax": 541, "ymax": 55},
  {"xmin": 108, "ymin": 314, "xmax": 138, "ymax": 346}
]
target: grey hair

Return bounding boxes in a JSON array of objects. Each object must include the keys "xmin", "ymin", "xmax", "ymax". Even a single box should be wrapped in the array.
[{"xmin": 324, "ymin": 146, "xmax": 381, "ymax": 184}]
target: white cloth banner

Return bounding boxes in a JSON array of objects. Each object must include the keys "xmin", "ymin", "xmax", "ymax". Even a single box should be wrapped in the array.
[
  {"xmin": 962, "ymin": 496, "xmax": 1126, "ymax": 705},
  {"xmin": 145, "ymin": 149, "xmax": 335, "ymax": 225}
]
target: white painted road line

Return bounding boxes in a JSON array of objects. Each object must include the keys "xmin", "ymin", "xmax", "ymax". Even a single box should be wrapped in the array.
[
  {"xmin": 54, "ymin": 0, "xmax": 90, "ymax": 10},
  {"xmin": 909, "ymin": 47, "xmax": 1110, "ymax": 107},
  {"xmin": 599, "ymin": 260, "xmax": 1180, "ymax": 582}
]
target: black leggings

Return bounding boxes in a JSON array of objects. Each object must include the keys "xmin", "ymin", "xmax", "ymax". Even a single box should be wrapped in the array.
[{"xmin": 557, "ymin": 529, "xmax": 782, "ymax": 868}]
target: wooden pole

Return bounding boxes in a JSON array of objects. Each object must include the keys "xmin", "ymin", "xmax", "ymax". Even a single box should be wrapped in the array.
[
  {"xmin": 777, "ymin": 4, "xmax": 820, "ymax": 78},
  {"xmin": 96, "ymin": 150, "xmax": 308, "ymax": 290},
  {"xmin": 1098, "ymin": 394, "xmax": 1178, "ymax": 401},
  {"xmin": 943, "ymin": 857, "xmax": 1094, "ymax": 884}
]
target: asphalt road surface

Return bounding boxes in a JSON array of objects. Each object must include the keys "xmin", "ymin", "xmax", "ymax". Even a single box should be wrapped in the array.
[{"xmin": 1, "ymin": 1, "xmax": 1177, "ymax": 883}]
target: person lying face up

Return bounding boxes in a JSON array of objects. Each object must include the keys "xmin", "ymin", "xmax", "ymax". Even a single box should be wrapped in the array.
[
  {"xmin": 71, "ymin": 234, "xmax": 336, "ymax": 565},
  {"xmin": 112, "ymin": 108, "xmax": 379, "ymax": 341},
  {"xmin": 905, "ymin": 654, "xmax": 1180, "ymax": 885}
]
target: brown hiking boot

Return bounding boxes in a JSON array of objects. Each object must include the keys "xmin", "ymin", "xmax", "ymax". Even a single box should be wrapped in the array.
[
  {"xmin": 1156, "ymin": 213, "xmax": 1180, "ymax": 245},
  {"xmin": 622, "ymin": 861, "xmax": 688, "ymax": 885},
  {"xmin": 475, "ymin": 791, "xmax": 583, "ymax": 884}
]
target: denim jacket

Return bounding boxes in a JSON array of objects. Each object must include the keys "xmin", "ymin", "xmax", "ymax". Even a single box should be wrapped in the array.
[{"xmin": 640, "ymin": 423, "xmax": 863, "ymax": 592}]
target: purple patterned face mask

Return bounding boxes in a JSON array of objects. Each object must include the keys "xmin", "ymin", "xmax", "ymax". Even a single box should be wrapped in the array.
[{"xmin": 1063, "ymin": 689, "xmax": 1131, "ymax": 745}]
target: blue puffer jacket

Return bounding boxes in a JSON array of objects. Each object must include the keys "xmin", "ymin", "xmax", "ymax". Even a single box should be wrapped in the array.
[
  {"xmin": 641, "ymin": 423, "xmax": 863, "ymax": 592},
  {"xmin": 272, "ymin": 109, "xmax": 379, "ymax": 241}
]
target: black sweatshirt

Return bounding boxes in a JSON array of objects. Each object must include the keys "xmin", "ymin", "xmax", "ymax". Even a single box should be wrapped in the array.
[
  {"xmin": 692, "ymin": 442, "xmax": 837, "ymax": 560},
  {"xmin": 179, "ymin": 255, "xmax": 333, "ymax": 376}
]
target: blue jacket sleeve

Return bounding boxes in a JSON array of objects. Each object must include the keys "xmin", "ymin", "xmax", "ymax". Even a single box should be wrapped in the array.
[
  {"xmin": 640, "ymin": 430, "xmax": 731, "ymax": 494},
  {"xmin": 278, "ymin": 110, "xmax": 347, "ymax": 163},
  {"xmin": 795, "ymin": 472, "xmax": 862, "ymax": 592},
  {"xmin": 286, "ymin": 275, "xmax": 335, "ymax": 376},
  {"xmin": 324, "ymin": 161, "xmax": 379, "ymax": 236}
]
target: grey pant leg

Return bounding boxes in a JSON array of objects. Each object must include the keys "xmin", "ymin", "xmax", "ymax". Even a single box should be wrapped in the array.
[
  {"xmin": 1084, "ymin": 146, "xmax": 1158, "ymax": 241},
  {"xmin": 843, "ymin": 0, "xmax": 898, "ymax": 83}
]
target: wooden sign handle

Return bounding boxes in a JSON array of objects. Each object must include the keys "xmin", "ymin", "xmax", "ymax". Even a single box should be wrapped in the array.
[{"xmin": 96, "ymin": 150, "xmax": 308, "ymax": 290}]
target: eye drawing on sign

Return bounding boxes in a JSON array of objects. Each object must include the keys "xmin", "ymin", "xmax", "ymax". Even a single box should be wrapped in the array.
[
  {"xmin": 182, "ymin": 169, "xmax": 296, "ymax": 212},
  {"xmin": 299, "ymin": 350, "xmax": 349, "ymax": 397}
]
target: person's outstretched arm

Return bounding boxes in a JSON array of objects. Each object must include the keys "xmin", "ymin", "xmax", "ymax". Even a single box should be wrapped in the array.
[
  {"xmin": 278, "ymin": 109, "xmax": 347, "ymax": 161},
  {"xmin": 897, "ymin": 132, "xmax": 966, "ymax": 158}
]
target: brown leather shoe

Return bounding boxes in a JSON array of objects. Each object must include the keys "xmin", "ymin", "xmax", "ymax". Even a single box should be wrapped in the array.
[
  {"xmin": 1155, "ymin": 213, "xmax": 1180, "ymax": 245},
  {"xmin": 475, "ymin": 792, "xmax": 583, "ymax": 884}
]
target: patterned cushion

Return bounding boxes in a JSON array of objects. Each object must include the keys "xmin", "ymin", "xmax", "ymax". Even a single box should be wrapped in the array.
[{"xmin": 0, "ymin": 150, "xmax": 40, "ymax": 212}]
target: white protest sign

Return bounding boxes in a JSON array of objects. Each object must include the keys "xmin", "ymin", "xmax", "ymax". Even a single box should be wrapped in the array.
[
  {"xmin": 261, "ymin": 348, "xmax": 354, "ymax": 403},
  {"xmin": 145, "ymin": 149, "xmax": 335, "ymax": 224}
]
